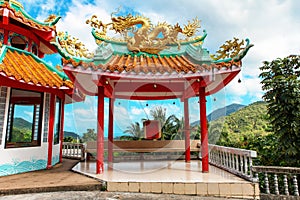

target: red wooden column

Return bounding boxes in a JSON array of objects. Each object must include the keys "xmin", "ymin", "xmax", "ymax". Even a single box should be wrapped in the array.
[
  {"xmin": 108, "ymin": 98, "xmax": 115, "ymax": 163},
  {"xmin": 47, "ymin": 94, "xmax": 56, "ymax": 169},
  {"xmin": 96, "ymin": 86, "xmax": 105, "ymax": 174},
  {"xmin": 59, "ymin": 98, "xmax": 65, "ymax": 163},
  {"xmin": 199, "ymin": 87, "xmax": 209, "ymax": 172},
  {"xmin": 184, "ymin": 98, "xmax": 191, "ymax": 162}
]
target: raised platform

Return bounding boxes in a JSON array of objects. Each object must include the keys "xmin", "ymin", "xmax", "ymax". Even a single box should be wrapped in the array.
[{"xmin": 73, "ymin": 160, "xmax": 259, "ymax": 199}]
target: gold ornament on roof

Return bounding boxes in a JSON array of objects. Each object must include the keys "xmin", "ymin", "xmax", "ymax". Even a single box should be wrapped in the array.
[
  {"xmin": 57, "ymin": 32, "xmax": 94, "ymax": 59},
  {"xmin": 211, "ymin": 38, "xmax": 245, "ymax": 60},
  {"xmin": 44, "ymin": 14, "xmax": 57, "ymax": 23},
  {"xmin": 86, "ymin": 13, "xmax": 201, "ymax": 54}
]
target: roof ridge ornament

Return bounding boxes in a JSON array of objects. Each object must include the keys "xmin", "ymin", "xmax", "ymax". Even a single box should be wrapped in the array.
[
  {"xmin": 211, "ymin": 37, "xmax": 254, "ymax": 62},
  {"xmin": 86, "ymin": 13, "xmax": 202, "ymax": 54},
  {"xmin": 52, "ymin": 32, "xmax": 94, "ymax": 60},
  {"xmin": 4, "ymin": 0, "xmax": 23, "ymax": 9}
]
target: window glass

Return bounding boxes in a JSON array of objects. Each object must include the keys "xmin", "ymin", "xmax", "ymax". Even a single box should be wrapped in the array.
[
  {"xmin": 5, "ymin": 89, "xmax": 43, "ymax": 148},
  {"xmin": 53, "ymin": 97, "xmax": 61, "ymax": 145}
]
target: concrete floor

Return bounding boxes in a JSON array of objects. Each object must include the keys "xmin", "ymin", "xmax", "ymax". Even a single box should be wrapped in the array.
[
  {"xmin": 0, "ymin": 159, "xmax": 101, "ymax": 195},
  {"xmin": 73, "ymin": 160, "xmax": 259, "ymax": 199}
]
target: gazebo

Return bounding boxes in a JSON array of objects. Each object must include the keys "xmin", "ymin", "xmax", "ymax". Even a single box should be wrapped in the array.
[{"xmin": 53, "ymin": 13, "xmax": 253, "ymax": 174}]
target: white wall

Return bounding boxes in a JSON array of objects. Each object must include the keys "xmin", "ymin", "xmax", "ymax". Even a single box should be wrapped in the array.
[{"xmin": 0, "ymin": 90, "xmax": 60, "ymax": 176}]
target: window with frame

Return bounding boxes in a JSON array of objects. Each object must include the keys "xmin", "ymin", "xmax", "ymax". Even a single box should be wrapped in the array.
[
  {"xmin": 5, "ymin": 89, "xmax": 44, "ymax": 148},
  {"xmin": 53, "ymin": 97, "xmax": 61, "ymax": 145}
]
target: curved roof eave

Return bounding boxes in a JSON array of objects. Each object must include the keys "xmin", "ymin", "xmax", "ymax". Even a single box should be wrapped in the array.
[{"xmin": 0, "ymin": 1, "xmax": 61, "ymax": 30}]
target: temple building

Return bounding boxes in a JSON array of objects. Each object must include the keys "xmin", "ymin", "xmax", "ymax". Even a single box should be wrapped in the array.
[
  {"xmin": 0, "ymin": 0, "xmax": 76, "ymax": 176},
  {"xmin": 0, "ymin": 0, "xmax": 253, "ymax": 177},
  {"xmin": 54, "ymin": 13, "xmax": 253, "ymax": 174}
]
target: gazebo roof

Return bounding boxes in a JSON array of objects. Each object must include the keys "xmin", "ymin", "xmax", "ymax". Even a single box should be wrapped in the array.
[{"xmin": 53, "ymin": 13, "xmax": 253, "ymax": 100}]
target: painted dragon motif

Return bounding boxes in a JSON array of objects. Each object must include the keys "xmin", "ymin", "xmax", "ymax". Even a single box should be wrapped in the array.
[{"xmin": 86, "ymin": 14, "xmax": 200, "ymax": 54}]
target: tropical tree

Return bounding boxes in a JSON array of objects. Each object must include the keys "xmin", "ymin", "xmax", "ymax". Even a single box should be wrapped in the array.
[
  {"xmin": 81, "ymin": 129, "xmax": 97, "ymax": 143},
  {"xmin": 259, "ymin": 55, "xmax": 300, "ymax": 167},
  {"xmin": 149, "ymin": 106, "xmax": 167, "ymax": 127},
  {"xmin": 148, "ymin": 106, "xmax": 183, "ymax": 140},
  {"xmin": 124, "ymin": 122, "xmax": 144, "ymax": 140}
]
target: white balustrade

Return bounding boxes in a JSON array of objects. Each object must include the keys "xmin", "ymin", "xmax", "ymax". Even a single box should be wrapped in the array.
[
  {"xmin": 252, "ymin": 166, "xmax": 300, "ymax": 197},
  {"xmin": 62, "ymin": 142, "xmax": 85, "ymax": 161},
  {"xmin": 199, "ymin": 144, "xmax": 257, "ymax": 180}
]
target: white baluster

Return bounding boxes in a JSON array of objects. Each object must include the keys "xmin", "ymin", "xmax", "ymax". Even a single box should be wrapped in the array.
[
  {"xmin": 232, "ymin": 154, "xmax": 235, "ymax": 170},
  {"xmin": 235, "ymin": 154, "xmax": 239, "ymax": 171},
  {"xmin": 293, "ymin": 175, "xmax": 299, "ymax": 196},
  {"xmin": 249, "ymin": 157, "xmax": 253, "ymax": 178},
  {"xmin": 265, "ymin": 172, "xmax": 270, "ymax": 194},
  {"xmin": 240, "ymin": 155, "xmax": 244, "ymax": 173},
  {"xmin": 255, "ymin": 172, "xmax": 259, "ymax": 182},
  {"xmin": 284, "ymin": 174, "xmax": 289, "ymax": 196},
  {"xmin": 274, "ymin": 174, "xmax": 279, "ymax": 195},
  {"xmin": 244, "ymin": 155, "xmax": 248, "ymax": 176},
  {"xmin": 226, "ymin": 152, "xmax": 229, "ymax": 168}
]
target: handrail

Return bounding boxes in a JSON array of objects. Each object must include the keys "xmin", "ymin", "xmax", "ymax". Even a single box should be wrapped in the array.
[
  {"xmin": 252, "ymin": 166, "xmax": 300, "ymax": 174},
  {"xmin": 199, "ymin": 144, "xmax": 257, "ymax": 181},
  {"xmin": 62, "ymin": 142, "xmax": 85, "ymax": 161}
]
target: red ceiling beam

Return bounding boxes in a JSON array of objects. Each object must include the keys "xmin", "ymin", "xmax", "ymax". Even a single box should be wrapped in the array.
[
  {"xmin": 114, "ymin": 94, "xmax": 182, "ymax": 100},
  {"xmin": 0, "ymin": 75, "xmax": 66, "ymax": 99}
]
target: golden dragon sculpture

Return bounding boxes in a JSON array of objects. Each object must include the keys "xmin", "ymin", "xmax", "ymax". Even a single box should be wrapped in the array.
[{"xmin": 86, "ymin": 14, "xmax": 200, "ymax": 54}]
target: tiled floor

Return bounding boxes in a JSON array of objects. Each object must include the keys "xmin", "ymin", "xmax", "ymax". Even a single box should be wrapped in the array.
[{"xmin": 73, "ymin": 160, "xmax": 260, "ymax": 199}]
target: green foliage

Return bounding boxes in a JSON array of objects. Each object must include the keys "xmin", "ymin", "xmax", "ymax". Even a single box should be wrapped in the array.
[
  {"xmin": 123, "ymin": 106, "xmax": 183, "ymax": 140},
  {"xmin": 11, "ymin": 127, "xmax": 32, "ymax": 142},
  {"xmin": 209, "ymin": 101, "xmax": 278, "ymax": 165},
  {"xmin": 81, "ymin": 129, "xmax": 97, "ymax": 143},
  {"xmin": 260, "ymin": 55, "xmax": 300, "ymax": 167},
  {"xmin": 124, "ymin": 122, "xmax": 144, "ymax": 140}
]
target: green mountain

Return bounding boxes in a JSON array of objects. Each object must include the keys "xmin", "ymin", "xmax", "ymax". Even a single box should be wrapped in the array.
[
  {"xmin": 64, "ymin": 131, "xmax": 80, "ymax": 139},
  {"xmin": 13, "ymin": 118, "xmax": 32, "ymax": 129},
  {"xmin": 209, "ymin": 101, "xmax": 273, "ymax": 147},
  {"xmin": 191, "ymin": 103, "xmax": 245, "ymax": 127}
]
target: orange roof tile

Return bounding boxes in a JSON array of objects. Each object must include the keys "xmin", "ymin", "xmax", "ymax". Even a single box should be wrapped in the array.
[
  {"xmin": 0, "ymin": 48, "xmax": 73, "ymax": 89},
  {"xmin": 63, "ymin": 54, "xmax": 242, "ymax": 74}
]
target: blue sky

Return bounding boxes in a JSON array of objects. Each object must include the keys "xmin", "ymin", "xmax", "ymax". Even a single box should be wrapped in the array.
[{"xmin": 18, "ymin": 0, "xmax": 300, "ymax": 136}]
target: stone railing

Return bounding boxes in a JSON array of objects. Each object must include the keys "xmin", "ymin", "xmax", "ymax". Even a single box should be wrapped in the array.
[
  {"xmin": 62, "ymin": 142, "xmax": 85, "ymax": 161},
  {"xmin": 205, "ymin": 144, "xmax": 257, "ymax": 181},
  {"xmin": 252, "ymin": 166, "xmax": 300, "ymax": 199}
]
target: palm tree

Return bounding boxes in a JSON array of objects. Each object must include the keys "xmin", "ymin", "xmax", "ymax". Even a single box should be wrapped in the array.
[
  {"xmin": 149, "ymin": 106, "xmax": 166, "ymax": 127},
  {"xmin": 148, "ymin": 106, "xmax": 183, "ymax": 140},
  {"xmin": 123, "ymin": 122, "xmax": 144, "ymax": 140}
]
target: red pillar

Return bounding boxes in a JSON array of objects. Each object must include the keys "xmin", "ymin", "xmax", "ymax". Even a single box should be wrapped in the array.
[
  {"xmin": 184, "ymin": 98, "xmax": 191, "ymax": 162},
  {"xmin": 97, "ymin": 86, "xmax": 105, "ymax": 174},
  {"xmin": 199, "ymin": 87, "xmax": 209, "ymax": 172},
  {"xmin": 59, "ymin": 98, "xmax": 65, "ymax": 163},
  {"xmin": 47, "ymin": 94, "xmax": 55, "ymax": 169},
  {"xmin": 108, "ymin": 98, "xmax": 115, "ymax": 163}
]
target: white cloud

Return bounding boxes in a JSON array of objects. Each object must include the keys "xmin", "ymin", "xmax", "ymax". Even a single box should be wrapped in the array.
[{"xmin": 19, "ymin": 0, "xmax": 300, "ymax": 132}]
